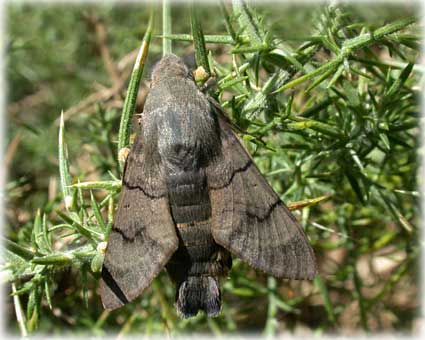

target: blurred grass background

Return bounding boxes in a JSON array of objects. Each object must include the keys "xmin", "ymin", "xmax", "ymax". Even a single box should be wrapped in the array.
[{"xmin": 3, "ymin": 0, "xmax": 422, "ymax": 337}]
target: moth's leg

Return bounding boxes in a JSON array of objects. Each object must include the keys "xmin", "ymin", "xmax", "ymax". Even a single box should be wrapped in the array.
[{"xmin": 200, "ymin": 76, "xmax": 217, "ymax": 93}]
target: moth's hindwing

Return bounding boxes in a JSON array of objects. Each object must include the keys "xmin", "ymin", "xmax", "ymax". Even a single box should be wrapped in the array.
[
  {"xmin": 100, "ymin": 134, "xmax": 178, "ymax": 310},
  {"xmin": 207, "ymin": 118, "xmax": 317, "ymax": 280}
]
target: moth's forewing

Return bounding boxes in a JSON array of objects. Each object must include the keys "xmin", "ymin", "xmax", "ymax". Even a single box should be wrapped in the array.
[
  {"xmin": 207, "ymin": 117, "xmax": 317, "ymax": 280},
  {"xmin": 100, "ymin": 134, "xmax": 178, "ymax": 310}
]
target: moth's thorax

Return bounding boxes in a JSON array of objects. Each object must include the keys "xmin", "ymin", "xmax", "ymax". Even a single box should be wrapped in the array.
[
  {"xmin": 141, "ymin": 59, "xmax": 221, "ymax": 172},
  {"xmin": 151, "ymin": 54, "xmax": 190, "ymax": 86}
]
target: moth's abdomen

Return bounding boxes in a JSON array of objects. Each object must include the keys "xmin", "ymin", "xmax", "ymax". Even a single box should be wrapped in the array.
[
  {"xmin": 168, "ymin": 220, "xmax": 229, "ymax": 274},
  {"xmin": 165, "ymin": 169, "xmax": 231, "ymax": 318},
  {"xmin": 175, "ymin": 276, "xmax": 221, "ymax": 318},
  {"xmin": 166, "ymin": 219, "xmax": 231, "ymax": 318},
  {"xmin": 166, "ymin": 168, "xmax": 224, "ymax": 274},
  {"xmin": 167, "ymin": 169, "xmax": 211, "ymax": 224}
]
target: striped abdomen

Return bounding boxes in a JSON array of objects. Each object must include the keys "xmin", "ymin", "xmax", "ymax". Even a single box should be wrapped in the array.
[{"xmin": 165, "ymin": 169, "xmax": 231, "ymax": 318}]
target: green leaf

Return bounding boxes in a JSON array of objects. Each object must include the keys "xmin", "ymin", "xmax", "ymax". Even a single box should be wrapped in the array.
[
  {"xmin": 287, "ymin": 118, "xmax": 343, "ymax": 139},
  {"xmin": 26, "ymin": 286, "xmax": 41, "ymax": 332},
  {"xmin": 220, "ymin": 76, "xmax": 249, "ymax": 90},
  {"xmin": 55, "ymin": 210, "xmax": 101, "ymax": 244},
  {"xmin": 4, "ymin": 239, "xmax": 34, "ymax": 260},
  {"xmin": 385, "ymin": 62, "xmax": 414, "ymax": 98},
  {"xmin": 91, "ymin": 252, "xmax": 104, "ymax": 273},
  {"xmin": 44, "ymin": 280, "xmax": 53, "ymax": 310},
  {"xmin": 378, "ymin": 190, "xmax": 414, "ymax": 233},
  {"xmin": 220, "ymin": 0, "xmax": 237, "ymax": 42},
  {"xmin": 269, "ymin": 48, "xmax": 305, "ymax": 73},
  {"xmin": 32, "ymin": 210, "xmax": 52, "ymax": 254},
  {"xmin": 31, "ymin": 253, "xmax": 73, "ymax": 265},
  {"xmin": 190, "ymin": 2, "xmax": 210, "ymax": 77},
  {"xmin": 305, "ymin": 66, "xmax": 336, "ymax": 93},
  {"xmin": 117, "ymin": 9, "xmax": 155, "ymax": 169},
  {"xmin": 275, "ymin": 58, "xmax": 343, "ymax": 93},
  {"xmin": 345, "ymin": 171, "xmax": 365, "ymax": 204},
  {"xmin": 232, "ymin": 0, "xmax": 264, "ymax": 46},
  {"xmin": 58, "ymin": 111, "xmax": 74, "ymax": 210},
  {"xmin": 90, "ymin": 191, "xmax": 107, "ymax": 233}
]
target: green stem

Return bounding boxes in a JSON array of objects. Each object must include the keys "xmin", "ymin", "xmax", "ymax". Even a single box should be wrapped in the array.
[
  {"xmin": 160, "ymin": 33, "xmax": 234, "ymax": 44},
  {"xmin": 274, "ymin": 16, "xmax": 416, "ymax": 93},
  {"xmin": 12, "ymin": 284, "xmax": 28, "ymax": 337},
  {"xmin": 162, "ymin": 0, "xmax": 172, "ymax": 55},
  {"xmin": 264, "ymin": 277, "xmax": 278, "ymax": 337}
]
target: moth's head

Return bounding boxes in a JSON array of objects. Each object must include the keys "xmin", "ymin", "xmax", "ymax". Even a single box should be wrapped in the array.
[{"xmin": 151, "ymin": 54, "xmax": 190, "ymax": 85}]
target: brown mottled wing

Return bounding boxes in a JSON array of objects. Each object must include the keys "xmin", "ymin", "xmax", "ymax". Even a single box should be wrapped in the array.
[
  {"xmin": 208, "ymin": 118, "xmax": 317, "ymax": 279},
  {"xmin": 100, "ymin": 133, "xmax": 178, "ymax": 310}
]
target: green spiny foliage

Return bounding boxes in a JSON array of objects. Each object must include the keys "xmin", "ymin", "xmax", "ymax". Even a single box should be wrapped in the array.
[{"xmin": 4, "ymin": 1, "xmax": 420, "ymax": 336}]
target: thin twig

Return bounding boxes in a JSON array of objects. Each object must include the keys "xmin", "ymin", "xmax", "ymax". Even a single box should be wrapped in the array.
[
  {"xmin": 60, "ymin": 82, "xmax": 124, "ymax": 123},
  {"xmin": 8, "ymin": 87, "xmax": 50, "ymax": 116},
  {"xmin": 4, "ymin": 131, "xmax": 22, "ymax": 170},
  {"xmin": 85, "ymin": 14, "xmax": 121, "ymax": 88}
]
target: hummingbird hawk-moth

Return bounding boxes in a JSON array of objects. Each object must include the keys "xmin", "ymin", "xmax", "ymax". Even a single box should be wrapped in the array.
[{"xmin": 100, "ymin": 54, "xmax": 317, "ymax": 318}]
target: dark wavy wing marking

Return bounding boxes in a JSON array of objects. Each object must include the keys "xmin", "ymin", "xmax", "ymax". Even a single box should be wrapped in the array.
[
  {"xmin": 100, "ymin": 133, "xmax": 178, "ymax": 310},
  {"xmin": 122, "ymin": 129, "xmax": 167, "ymax": 199},
  {"xmin": 207, "ymin": 118, "xmax": 317, "ymax": 280}
]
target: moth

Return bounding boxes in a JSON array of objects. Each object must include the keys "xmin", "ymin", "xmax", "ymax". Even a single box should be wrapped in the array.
[{"xmin": 100, "ymin": 54, "xmax": 317, "ymax": 318}]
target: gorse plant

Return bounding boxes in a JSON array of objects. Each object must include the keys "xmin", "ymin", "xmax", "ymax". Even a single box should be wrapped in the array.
[{"xmin": 3, "ymin": 1, "xmax": 420, "ymax": 336}]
